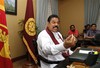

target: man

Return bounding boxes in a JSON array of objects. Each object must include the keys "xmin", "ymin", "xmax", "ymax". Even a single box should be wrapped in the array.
[
  {"xmin": 67, "ymin": 25, "xmax": 79, "ymax": 51},
  {"xmin": 84, "ymin": 24, "xmax": 99, "ymax": 39},
  {"xmin": 84, "ymin": 24, "xmax": 100, "ymax": 45},
  {"xmin": 67, "ymin": 25, "xmax": 79, "ymax": 38},
  {"xmin": 37, "ymin": 14, "xmax": 76, "ymax": 68}
]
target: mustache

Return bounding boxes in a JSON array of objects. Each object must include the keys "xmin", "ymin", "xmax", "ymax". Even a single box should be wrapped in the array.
[{"xmin": 53, "ymin": 26, "xmax": 59, "ymax": 29}]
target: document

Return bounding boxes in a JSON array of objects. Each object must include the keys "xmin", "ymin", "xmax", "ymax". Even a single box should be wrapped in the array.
[{"xmin": 79, "ymin": 50, "xmax": 93, "ymax": 54}]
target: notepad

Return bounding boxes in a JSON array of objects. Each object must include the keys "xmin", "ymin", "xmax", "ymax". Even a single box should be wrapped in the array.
[{"xmin": 79, "ymin": 50, "xmax": 93, "ymax": 54}]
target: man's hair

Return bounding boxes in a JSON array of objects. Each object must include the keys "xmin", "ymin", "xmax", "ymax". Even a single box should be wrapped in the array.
[
  {"xmin": 47, "ymin": 14, "xmax": 60, "ymax": 23},
  {"xmin": 85, "ymin": 24, "xmax": 90, "ymax": 28},
  {"xmin": 91, "ymin": 23, "xmax": 97, "ymax": 27},
  {"xmin": 70, "ymin": 25, "xmax": 75, "ymax": 29}
]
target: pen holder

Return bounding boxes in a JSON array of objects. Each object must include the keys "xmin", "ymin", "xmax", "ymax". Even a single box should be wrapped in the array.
[{"xmin": 84, "ymin": 51, "xmax": 99, "ymax": 66}]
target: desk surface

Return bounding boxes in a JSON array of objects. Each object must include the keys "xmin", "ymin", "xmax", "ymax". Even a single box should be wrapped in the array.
[
  {"xmin": 69, "ymin": 47, "xmax": 100, "ymax": 63},
  {"xmin": 54, "ymin": 47, "xmax": 100, "ymax": 68}
]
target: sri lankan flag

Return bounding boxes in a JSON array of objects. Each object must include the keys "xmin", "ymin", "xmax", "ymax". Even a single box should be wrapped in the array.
[
  {"xmin": 23, "ymin": 0, "xmax": 38, "ymax": 64},
  {"xmin": 0, "ymin": 0, "xmax": 13, "ymax": 68}
]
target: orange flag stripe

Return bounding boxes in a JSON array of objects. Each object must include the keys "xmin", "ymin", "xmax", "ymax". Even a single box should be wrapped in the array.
[
  {"xmin": 0, "ymin": 0, "xmax": 5, "ymax": 11},
  {"xmin": 0, "ymin": 0, "xmax": 4, "ymax": 6}
]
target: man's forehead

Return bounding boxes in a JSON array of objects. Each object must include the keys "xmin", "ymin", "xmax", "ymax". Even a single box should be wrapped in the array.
[
  {"xmin": 51, "ymin": 17, "xmax": 59, "ymax": 20},
  {"xmin": 50, "ymin": 18, "xmax": 60, "ymax": 22},
  {"xmin": 92, "ymin": 25, "xmax": 96, "ymax": 27},
  {"xmin": 71, "ymin": 26, "xmax": 75, "ymax": 28}
]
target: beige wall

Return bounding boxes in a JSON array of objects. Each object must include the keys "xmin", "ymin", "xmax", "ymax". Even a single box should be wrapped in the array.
[
  {"xmin": 58, "ymin": 0, "xmax": 84, "ymax": 37},
  {"xmin": 6, "ymin": 0, "xmax": 36, "ymax": 58}
]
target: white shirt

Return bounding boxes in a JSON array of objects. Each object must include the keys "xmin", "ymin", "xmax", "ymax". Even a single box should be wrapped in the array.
[{"xmin": 37, "ymin": 30, "xmax": 73, "ymax": 68}]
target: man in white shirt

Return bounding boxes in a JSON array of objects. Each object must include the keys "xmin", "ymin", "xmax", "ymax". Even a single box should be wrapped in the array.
[{"xmin": 37, "ymin": 14, "xmax": 76, "ymax": 68}]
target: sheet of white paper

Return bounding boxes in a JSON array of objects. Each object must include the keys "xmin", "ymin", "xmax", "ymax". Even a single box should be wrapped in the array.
[{"xmin": 79, "ymin": 50, "xmax": 93, "ymax": 54}]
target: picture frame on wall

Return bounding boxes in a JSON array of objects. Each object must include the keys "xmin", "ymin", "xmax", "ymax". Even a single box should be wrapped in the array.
[{"xmin": 4, "ymin": 0, "xmax": 17, "ymax": 15}]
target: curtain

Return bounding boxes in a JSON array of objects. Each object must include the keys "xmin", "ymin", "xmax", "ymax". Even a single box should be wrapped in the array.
[
  {"xmin": 96, "ymin": 9, "xmax": 100, "ymax": 30},
  {"xmin": 36, "ymin": 0, "xmax": 58, "ymax": 33},
  {"xmin": 36, "ymin": 0, "xmax": 49, "ymax": 33},
  {"xmin": 84, "ymin": 0, "xmax": 100, "ymax": 25},
  {"xmin": 51, "ymin": 0, "xmax": 58, "ymax": 15}
]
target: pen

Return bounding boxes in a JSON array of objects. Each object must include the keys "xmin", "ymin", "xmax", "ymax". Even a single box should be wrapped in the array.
[
  {"xmin": 92, "ymin": 49, "xmax": 93, "ymax": 52},
  {"xmin": 91, "ymin": 49, "xmax": 94, "ymax": 54}
]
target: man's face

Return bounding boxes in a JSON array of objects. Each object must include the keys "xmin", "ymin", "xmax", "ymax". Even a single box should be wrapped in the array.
[
  {"xmin": 87, "ymin": 25, "xmax": 90, "ymax": 30},
  {"xmin": 91, "ymin": 25, "xmax": 96, "ymax": 30},
  {"xmin": 71, "ymin": 26, "xmax": 75, "ymax": 32},
  {"xmin": 47, "ymin": 17, "xmax": 60, "ymax": 32}
]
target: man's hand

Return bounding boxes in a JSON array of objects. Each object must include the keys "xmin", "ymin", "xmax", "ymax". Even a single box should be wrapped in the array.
[{"xmin": 64, "ymin": 34, "xmax": 77, "ymax": 48}]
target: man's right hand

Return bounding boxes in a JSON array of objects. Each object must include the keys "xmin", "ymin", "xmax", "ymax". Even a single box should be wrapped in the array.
[{"xmin": 64, "ymin": 34, "xmax": 76, "ymax": 48}]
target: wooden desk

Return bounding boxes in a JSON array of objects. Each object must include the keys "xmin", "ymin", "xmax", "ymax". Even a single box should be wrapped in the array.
[
  {"xmin": 69, "ymin": 62, "xmax": 89, "ymax": 68},
  {"xmin": 54, "ymin": 46, "xmax": 100, "ymax": 68},
  {"xmin": 54, "ymin": 61, "xmax": 90, "ymax": 68},
  {"xmin": 88, "ymin": 46, "xmax": 100, "ymax": 50},
  {"xmin": 69, "ymin": 47, "xmax": 100, "ymax": 63}
]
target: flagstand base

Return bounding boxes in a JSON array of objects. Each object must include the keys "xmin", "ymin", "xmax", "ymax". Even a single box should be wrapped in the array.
[{"xmin": 22, "ymin": 61, "xmax": 38, "ymax": 68}]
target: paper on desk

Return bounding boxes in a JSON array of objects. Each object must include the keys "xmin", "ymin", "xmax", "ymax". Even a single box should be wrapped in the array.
[{"xmin": 79, "ymin": 50, "xmax": 93, "ymax": 54}]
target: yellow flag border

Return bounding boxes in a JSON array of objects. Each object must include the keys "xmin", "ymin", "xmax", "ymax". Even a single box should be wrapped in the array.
[
  {"xmin": 0, "ymin": 23, "xmax": 7, "ymax": 29},
  {"xmin": 23, "ymin": 36, "xmax": 38, "ymax": 64},
  {"xmin": 0, "ymin": 4, "xmax": 5, "ymax": 11}
]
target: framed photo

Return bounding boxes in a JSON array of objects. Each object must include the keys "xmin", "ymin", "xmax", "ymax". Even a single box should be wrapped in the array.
[{"xmin": 4, "ymin": 0, "xmax": 17, "ymax": 15}]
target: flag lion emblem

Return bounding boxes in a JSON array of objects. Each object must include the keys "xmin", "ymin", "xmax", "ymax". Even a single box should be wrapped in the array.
[{"xmin": 25, "ymin": 18, "xmax": 36, "ymax": 36}]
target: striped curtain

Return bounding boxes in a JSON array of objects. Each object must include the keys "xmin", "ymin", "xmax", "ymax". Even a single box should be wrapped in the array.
[
  {"xmin": 96, "ymin": 9, "xmax": 100, "ymax": 30},
  {"xmin": 36, "ymin": 0, "xmax": 49, "ymax": 33},
  {"xmin": 84, "ymin": 0, "xmax": 100, "ymax": 25},
  {"xmin": 51, "ymin": 0, "xmax": 58, "ymax": 15}
]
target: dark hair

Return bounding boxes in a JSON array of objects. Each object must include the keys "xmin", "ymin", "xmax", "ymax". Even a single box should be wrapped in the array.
[
  {"xmin": 87, "ymin": 24, "xmax": 90, "ymax": 26},
  {"xmin": 91, "ymin": 23, "xmax": 97, "ymax": 27},
  {"xmin": 70, "ymin": 25, "xmax": 75, "ymax": 29},
  {"xmin": 47, "ymin": 14, "xmax": 60, "ymax": 23},
  {"xmin": 84, "ymin": 24, "xmax": 90, "ymax": 28}
]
